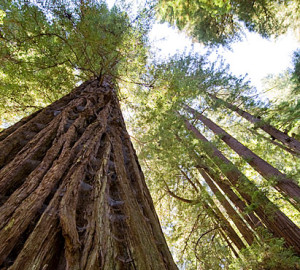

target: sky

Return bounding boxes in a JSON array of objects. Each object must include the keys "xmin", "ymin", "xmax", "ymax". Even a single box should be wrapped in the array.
[
  {"xmin": 106, "ymin": 0, "xmax": 299, "ymax": 92},
  {"xmin": 148, "ymin": 23, "xmax": 299, "ymax": 91}
]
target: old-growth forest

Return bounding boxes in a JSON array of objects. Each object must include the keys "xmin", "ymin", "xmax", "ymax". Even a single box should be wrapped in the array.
[{"xmin": 0, "ymin": 0, "xmax": 299, "ymax": 269}]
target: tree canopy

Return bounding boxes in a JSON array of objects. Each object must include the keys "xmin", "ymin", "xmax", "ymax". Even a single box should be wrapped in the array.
[
  {"xmin": 0, "ymin": 0, "xmax": 300, "ymax": 269},
  {"xmin": 0, "ymin": 0, "xmax": 149, "ymax": 122},
  {"xmin": 155, "ymin": 0, "xmax": 299, "ymax": 46}
]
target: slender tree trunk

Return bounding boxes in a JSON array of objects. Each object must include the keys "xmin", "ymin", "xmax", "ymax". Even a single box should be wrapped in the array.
[
  {"xmin": 195, "ymin": 164, "xmax": 262, "ymax": 231},
  {"xmin": 208, "ymin": 94, "xmax": 300, "ymax": 155},
  {"xmin": 166, "ymin": 187, "xmax": 246, "ymax": 251},
  {"xmin": 198, "ymin": 168, "xmax": 254, "ymax": 245},
  {"xmin": 186, "ymin": 105, "xmax": 300, "ymax": 210},
  {"xmin": 0, "ymin": 78, "xmax": 178, "ymax": 270},
  {"xmin": 199, "ymin": 186, "xmax": 246, "ymax": 251},
  {"xmin": 174, "ymin": 134, "xmax": 261, "ymax": 230},
  {"xmin": 180, "ymin": 168, "xmax": 256, "ymax": 245},
  {"xmin": 245, "ymin": 127, "xmax": 300, "ymax": 157},
  {"xmin": 184, "ymin": 118, "xmax": 300, "ymax": 255},
  {"xmin": 219, "ymin": 229, "xmax": 239, "ymax": 258}
]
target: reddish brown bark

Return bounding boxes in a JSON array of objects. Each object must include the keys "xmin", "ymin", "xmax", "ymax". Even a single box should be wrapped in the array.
[
  {"xmin": 184, "ymin": 119, "xmax": 300, "ymax": 255},
  {"xmin": 0, "ymin": 78, "xmax": 178, "ymax": 270},
  {"xmin": 198, "ymin": 169, "xmax": 254, "ymax": 245},
  {"xmin": 174, "ymin": 134, "xmax": 261, "ymax": 230},
  {"xmin": 186, "ymin": 105, "xmax": 300, "ymax": 210},
  {"xmin": 166, "ymin": 186, "xmax": 246, "ymax": 251},
  {"xmin": 209, "ymin": 94, "xmax": 300, "ymax": 155},
  {"xmin": 196, "ymin": 164, "xmax": 262, "ymax": 231}
]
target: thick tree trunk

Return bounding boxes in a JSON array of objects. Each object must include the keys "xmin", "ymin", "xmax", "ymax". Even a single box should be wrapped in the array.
[
  {"xmin": 186, "ymin": 105, "xmax": 300, "ymax": 210},
  {"xmin": 208, "ymin": 94, "xmax": 300, "ymax": 155},
  {"xmin": 184, "ymin": 119, "xmax": 300, "ymax": 255},
  {"xmin": 198, "ymin": 169, "xmax": 254, "ymax": 245},
  {"xmin": 0, "ymin": 78, "xmax": 178, "ymax": 270}
]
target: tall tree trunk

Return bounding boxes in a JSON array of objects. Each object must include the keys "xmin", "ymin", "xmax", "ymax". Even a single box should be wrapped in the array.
[
  {"xmin": 165, "ymin": 186, "xmax": 246, "ymax": 251},
  {"xmin": 0, "ymin": 78, "xmax": 178, "ymax": 270},
  {"xmin": 208, "ymin": 94, "xmax": 300, "ymax": 155},
  {"xmin": 219, "ymin": 229, "xmax": 239, "ymax": 258},
  {"xmin": 174, "ymin": 134, "xmax": 261, "ymax": 230},
  {"xmin": 184, "ymin": 118, "xmax": 300, "ymax": 255},
  {"xmin": 195, "ymin": 163, "xmax": 262, "ymax": 231},
  {"xmin": 198, "ymin": 183, "xmax": 246, "ymax": 251},
  {"xmin": 198, "ymin": 168, "xmax": 254, "ymax": 245},
  {"xmin": 180, "ymin": 167, "xmax": 255, "ymax": 245},
  {"xmin": 245, "ymin": 127, "xmax": 300, "ymax": 157},
  {"xmin": 186, "ymin": 105, "xmax": 300, "ymax": 210}
]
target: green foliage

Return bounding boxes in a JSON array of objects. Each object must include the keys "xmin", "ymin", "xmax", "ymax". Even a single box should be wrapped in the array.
[
  {"xmin": 127, "ymin": 52, "xmax": 300, "ymax": 267},
  {"xmin": 0, "ymin": 0, "xmax": 149, "ymax": 122},
  {"xmin": 292, "ymin": 48, "xmax": 300, "ymax": 94},
  {"xmin": 262, "ymin": 64, "xmax": 300, "ymax": 138},
  {"xmin": 229, "ymin": 229, "xmax": 300, "ymax": 270},
  {"xmin": 156, "ymin": 0, "xmax": 297, "ymax": 46}
]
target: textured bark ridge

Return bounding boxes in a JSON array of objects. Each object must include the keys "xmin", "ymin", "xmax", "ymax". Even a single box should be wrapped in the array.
[{"xmin": 0, "ymin": 78, "xmax": 178, "ymax": 270}]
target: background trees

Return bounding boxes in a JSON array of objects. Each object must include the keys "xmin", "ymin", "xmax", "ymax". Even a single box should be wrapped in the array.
[
  {"xmin": 155, "ymin": 0, "xmax": 299, "ymax": 46},
  {"xmin": 127, "ymin": 54, "xmax": 300, "ymax": 268},
  {"xmin": 0, "ymin": 0, "xmax": 299, "ymax": 269}
]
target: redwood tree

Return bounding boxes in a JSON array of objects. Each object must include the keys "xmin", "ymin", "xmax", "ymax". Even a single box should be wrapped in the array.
[
  {"xmin": 185, "ymin": 105, "xmax": 300, "ymax": 210},
  {"xmin": 129, "ymin": 55, "xmax": 300, "ymax": 268},
  {"xmin": 0, "ymin": 77, "xmax": 177, "ymax": 269},
  {"xmin": 0, "ymin": 1, "xmax": 177, "ymax": 269}
]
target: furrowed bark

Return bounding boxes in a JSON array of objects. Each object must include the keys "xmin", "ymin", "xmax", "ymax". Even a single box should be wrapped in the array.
[
  {"xmin": 0, "ymin": 77, "xmax": 178, "ymax": 270},
  {"xmin": 208, "ymin": 94, "xmax": 300, "ymax": 155},
  {"xmin": 184, "ymin": 118, "xmax": 300, "ymax": 255},
  {"xmin": 186, "ymin": 105, "xmax": 300, "ymax": 210}
]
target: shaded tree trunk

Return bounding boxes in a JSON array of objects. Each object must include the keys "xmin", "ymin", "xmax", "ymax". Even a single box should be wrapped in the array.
[
  {"xmin": 219, "ymin": 229, "xmax": 239, "ymax": 258},
  {"xmin": 245, "ymin": 126, "xmax": 300, "ymax": 157},
  {"xmin": 198, "ymin": 168, "xmax": 254, "ymax": 245},
  {"xmin": 174, "ymin": 134, "xmax": 261, "ymax": 230},
  {"xmin": 195, "ymin": 163, "xmax": 262, "ymax": 231},
  {"xmin": 208, "ymin": 94, "xmax": 300, "ymax": 155},
  {"xmin": 184, "ymin": 118, "xmax": 300, "ymax": 255},
  {"xmin": 166, "ymin": 185, "xmax": 246, "ymax": 251},
  {"xmin": 186, "ymin": 105, "xmax": 300, "ymax": 210},
  {"xmin": 0, "ymin": 78, "xmax": 178, "ymax": 270}
]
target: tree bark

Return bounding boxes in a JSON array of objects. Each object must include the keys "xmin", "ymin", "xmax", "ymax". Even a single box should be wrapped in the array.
[
  {"xmin": 186, "ymin": 105, "xmax": 300, "ymax": 210},
  {"xmin": 198, "ymin": 168, "xmax": 254, "ymax": 245},
  {"xmin": 0, "ymin": 78, "xmax": 178, "ymax": 270},
  {"xmin": 166, "ymin": 186, "xmax": 246, "ymax": 251},
  {"xmin": 174, "ymin": 134, "xmax": 261, "ymax": 230},
  {"xmin": 208, "ymin": 94, "xmax": 300, "ymax": 155},
  {"xmin": 184, "ymin": 118, "xmax": 300, "ymax": 255}
]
